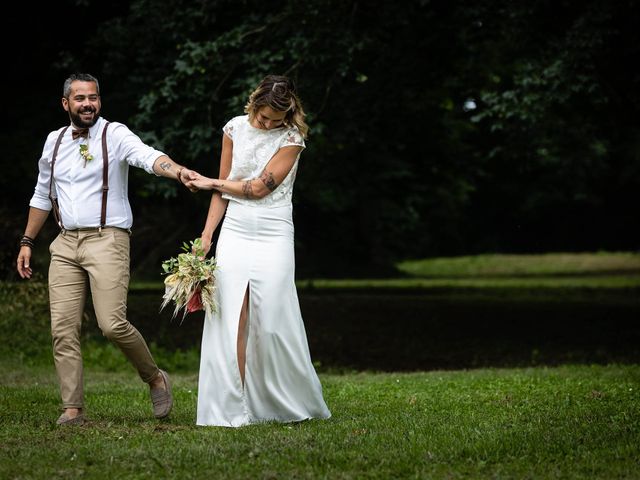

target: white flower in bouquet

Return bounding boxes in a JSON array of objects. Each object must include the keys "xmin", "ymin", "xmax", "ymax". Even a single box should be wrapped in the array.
[{"xmin": 160, "ymin": 238, "xmax": 218, "ymax": 320}]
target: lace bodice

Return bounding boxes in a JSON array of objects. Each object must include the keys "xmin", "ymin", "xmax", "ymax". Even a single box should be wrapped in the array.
[{"xmin": 221, "ymin": 115, "xmax": 305, "ymax": 207}]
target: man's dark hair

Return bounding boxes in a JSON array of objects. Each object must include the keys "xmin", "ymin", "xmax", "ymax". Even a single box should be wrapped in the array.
[{"xmin": 63, "ymin": 73, "xmax": 100, "ymax": 98}]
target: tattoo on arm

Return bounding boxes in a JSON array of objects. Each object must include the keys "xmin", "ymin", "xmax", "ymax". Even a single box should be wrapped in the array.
[
  {"xmin": 159, "ymin": 161, "xmax": 171, "ymax": 171},
  {"xmin": 259, "ymin": 170, "xmax": 278, "ymax": 191},
  {"xmin": 242, "ymin": 180, "xmax": 254, "ymax": 199}
]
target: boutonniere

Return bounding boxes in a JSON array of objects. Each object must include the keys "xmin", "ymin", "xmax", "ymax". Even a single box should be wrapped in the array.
[{"xmin": 79, "ymin": 144, "xmax": 94, "ymax": 167}]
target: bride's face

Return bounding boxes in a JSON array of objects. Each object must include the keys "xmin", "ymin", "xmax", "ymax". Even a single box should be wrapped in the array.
[{"xmin": 252, "ymin": 106, "xmax": 287, "ymax": 130}]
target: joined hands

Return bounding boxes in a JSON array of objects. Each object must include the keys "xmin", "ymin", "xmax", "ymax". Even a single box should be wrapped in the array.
[
  {"xmin": 178, "ymin": 168, "xmax": 202, "ymax": 192},
  {"xmin": 182, "ymin": 172, "xmax": 221, "ymax": 192}
]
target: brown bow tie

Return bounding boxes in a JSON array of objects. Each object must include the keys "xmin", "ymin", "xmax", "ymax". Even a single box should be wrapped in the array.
[{"xmin": 72, "ymin": 128, "xmax": 89, "ymax": 140}]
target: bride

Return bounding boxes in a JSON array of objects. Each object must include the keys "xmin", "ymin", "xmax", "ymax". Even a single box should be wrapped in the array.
[{"xmin": 189, "ymin": 75, "xmax": 331, "ymax": 427}]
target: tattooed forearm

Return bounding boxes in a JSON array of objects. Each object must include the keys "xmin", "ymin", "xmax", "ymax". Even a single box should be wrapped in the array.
[
  {"xmin": 259, "ymin": 170, "xmax": 278, "ymax": 192},
  {"xmin": 159, "ymin": 161, "xmax": 172, "ymax": 171},
  {"xmin": 242, "ymin": 180, "xmax": 254, "ymax": 199}
]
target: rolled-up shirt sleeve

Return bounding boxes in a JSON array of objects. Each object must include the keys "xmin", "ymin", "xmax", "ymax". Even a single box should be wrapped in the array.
[
  {"xmin": 28, "ymin": 131, "xmax": 61, "ymax": 211},
  {"xmin": 110, "ymin": 122, "xmax": 165, "ymax": 175}
]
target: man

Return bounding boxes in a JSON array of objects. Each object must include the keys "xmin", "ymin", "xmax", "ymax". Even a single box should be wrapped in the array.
[{"xmin": 16, "ymin": 73, "xmax": 198, "ymax": 425}]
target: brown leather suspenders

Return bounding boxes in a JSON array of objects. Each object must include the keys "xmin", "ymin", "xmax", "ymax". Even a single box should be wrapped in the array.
[
  {"xmin": 48, "ymin": 122, "xmax": 111, "ymax": 231},
  {"xmin": 48, "ymin": 126, "xmax": 69, "ymax": 229},
  {"xmin": 100, "ymin": 123, "xmax": 110, "ymax": 231}
]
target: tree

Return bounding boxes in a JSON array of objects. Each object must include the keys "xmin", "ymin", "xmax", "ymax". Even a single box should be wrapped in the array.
[{"xmin": 3, "ymin": 0, "xmax": 638, "ymax": 279}]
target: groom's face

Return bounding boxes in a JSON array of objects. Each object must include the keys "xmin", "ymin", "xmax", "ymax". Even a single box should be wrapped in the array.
[{"xmin": 62, "ymin": 80, "xmax": 102, "ymax": 128}]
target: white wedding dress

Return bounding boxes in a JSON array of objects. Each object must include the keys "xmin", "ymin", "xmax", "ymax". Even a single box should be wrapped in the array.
[{"xmin": 196, "ymin": 115, "xmax": 331, "ymax": 427}]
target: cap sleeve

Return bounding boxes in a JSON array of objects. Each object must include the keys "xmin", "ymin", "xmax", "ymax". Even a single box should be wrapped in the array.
[
  {"xmin": 223, "ymin": 117, "xmax": 237, "ymax": 139},
  {"xmin": 281, "ymin": 128, "xmax": 305, "ymax": 150}
]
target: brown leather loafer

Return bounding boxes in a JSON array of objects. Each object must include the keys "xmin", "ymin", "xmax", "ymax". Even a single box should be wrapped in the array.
[{"xmin": 150, "ymin": 369, "xmax": 173, "ymax": 419}]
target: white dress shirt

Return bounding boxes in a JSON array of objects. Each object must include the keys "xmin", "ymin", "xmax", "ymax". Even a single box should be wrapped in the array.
[{"xmin": 29, "ymin": 117, "xmax": 163, "ymax": 229}]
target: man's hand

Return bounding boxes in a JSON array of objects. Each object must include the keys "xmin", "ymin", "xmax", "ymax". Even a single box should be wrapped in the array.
[
  {"xmin": 17, "ymin": 246, "xmax": 33, "ymax": 279},
  {"xmin": 179, "ymin": 168, "xmax": 200, "ymax": 192}
]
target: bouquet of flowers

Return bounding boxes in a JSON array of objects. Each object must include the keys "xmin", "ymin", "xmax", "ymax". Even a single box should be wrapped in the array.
[{"xmin": 160, "ymin": 238, "xmax": 218, "ymax": 320}]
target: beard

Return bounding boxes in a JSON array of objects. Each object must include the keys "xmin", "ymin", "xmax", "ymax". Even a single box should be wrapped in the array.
[{"xmin": 69, "ymin": 107, "xmax": 100, "ymax": 128}]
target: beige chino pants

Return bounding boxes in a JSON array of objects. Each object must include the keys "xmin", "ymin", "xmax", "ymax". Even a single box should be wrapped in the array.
[{"xmin": 48, "ymin": 228, "xmax": 159, "ymax": 408}]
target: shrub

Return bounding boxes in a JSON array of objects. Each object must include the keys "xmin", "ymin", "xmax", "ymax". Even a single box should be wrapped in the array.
[{"xmin": 0, "ymin": 279, "xmax": 52, "ymax": 364}]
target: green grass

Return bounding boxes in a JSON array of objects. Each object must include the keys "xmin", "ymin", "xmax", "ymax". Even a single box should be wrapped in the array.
[
  {"xmin": 132, "ymin": 273, "xmax": 640, "ymax": 293},
  {"xmin": 130, "ymin": 251, "xmax": 640, "ymax": 293},
  {"xmin": 2, "ymin": 252, "xmax": 638, "ymax": 477},
  {"xmin": 296, "ymin": 275, "xmax": 640, "ymax": 291},
  {"xmin": 396, "ymin": 251, "xmax": 640, "ymax": 278},
  {"xmin": 1, "ymin": 362, "xmax": 638, "ymax": 479}
]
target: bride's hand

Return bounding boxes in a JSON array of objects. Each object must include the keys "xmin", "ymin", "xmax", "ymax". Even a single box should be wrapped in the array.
[
  {"xmin": 189, "ymin": 175, "xmax": 217, "ymax": 191},
  {"xmin": 200, "ymin": 236, "xmax": 212, "ymax": 256}
]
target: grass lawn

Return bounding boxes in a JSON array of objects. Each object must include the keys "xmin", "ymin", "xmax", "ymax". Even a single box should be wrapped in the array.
[
  {"xmin": 1, "ymin": 362, "xmax": 638, "ymax": 479},
  {"xmin": 2, "ymin": 252, "xmax": 638, "ymax": 478},
  {"xmin": 130, "ymin": 251, "xmax": 640, "ymax": 293},
  {"xmin": 396, "ymin": 252, "xmax": 640, "ymax": 278}
]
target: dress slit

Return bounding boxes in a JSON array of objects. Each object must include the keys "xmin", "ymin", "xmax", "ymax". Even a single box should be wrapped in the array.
[{"xmin": 236, "ymin": 283, "xmax": 250, "ymax": 388}]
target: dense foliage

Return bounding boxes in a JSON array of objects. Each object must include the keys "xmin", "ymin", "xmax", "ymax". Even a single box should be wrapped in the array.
[{"xmin": 3, "ymin": 0, "xmax": 639, "ymax": 278}]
